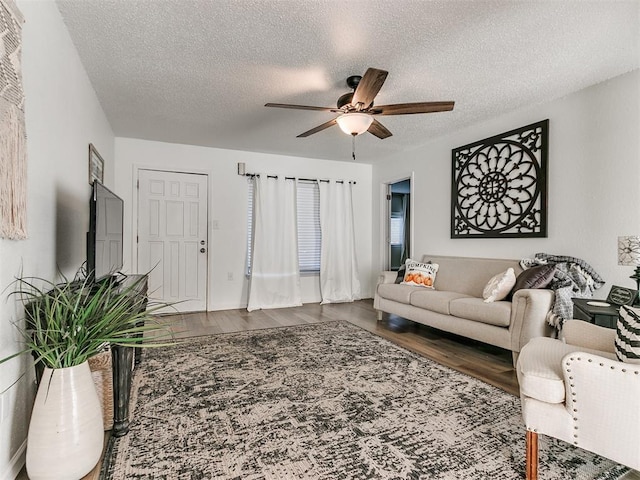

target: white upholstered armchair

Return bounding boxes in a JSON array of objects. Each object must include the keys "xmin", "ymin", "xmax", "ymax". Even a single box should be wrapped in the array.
[{"xmin": 517, "ymin": 319, "xmax": 640, "ymax": 479}]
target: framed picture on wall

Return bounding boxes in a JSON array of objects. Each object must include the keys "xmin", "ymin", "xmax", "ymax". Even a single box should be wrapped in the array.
[
  {"xmin": 451, "ymin": 119, "xmax": 549, "ymax": 239},
  {"xmin": 88, "ymin": 143, "xmax": 104, "ymax": 185}
]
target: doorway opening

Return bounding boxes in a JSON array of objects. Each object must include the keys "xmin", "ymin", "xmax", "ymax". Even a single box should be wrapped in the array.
[{"xmin": 387, "ymin": 179, "xmax": 411, "ymax": 271}]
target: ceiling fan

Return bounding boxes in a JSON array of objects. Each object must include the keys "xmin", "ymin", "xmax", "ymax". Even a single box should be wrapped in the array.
[{"xmin": 265, "ymin": 67, "xmax": 454, "ymax": 139}]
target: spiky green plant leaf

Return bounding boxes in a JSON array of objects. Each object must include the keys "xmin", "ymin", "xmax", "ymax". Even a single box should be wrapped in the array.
[{"xmin": 2, "ymin": 273, "xmax": 175, "ymax": 369}]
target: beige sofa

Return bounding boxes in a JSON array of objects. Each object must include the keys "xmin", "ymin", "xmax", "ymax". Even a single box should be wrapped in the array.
[{"xmin": 374, "ymin": 254, "xmax": 554, "ymax": 365}]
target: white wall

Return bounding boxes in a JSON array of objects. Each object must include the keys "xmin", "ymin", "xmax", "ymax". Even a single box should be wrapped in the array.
[
  {"xmin": 114, "ymin": 138, "xmax": 374, "ymax": 310},
  {"xmin": 373, "ymin": 70, "xmax": 640, "ymax": 292},
  {"xmin": 0, "ymin": 1, "xmax": 114, "ymax": 478},
  {"xmin": 0, "ymin": 4, "xmax": 635, "ymax": 476}
]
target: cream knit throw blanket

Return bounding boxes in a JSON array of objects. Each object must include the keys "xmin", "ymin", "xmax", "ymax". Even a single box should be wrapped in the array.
[{"xmin": 0, "ymin": 0, "xmax": 27, "ymax": 240}]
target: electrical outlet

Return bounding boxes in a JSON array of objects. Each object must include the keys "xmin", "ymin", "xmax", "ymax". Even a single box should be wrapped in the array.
[{"xmin": 227, "ymin": 272, "xmax": 234, "ymax": 281}]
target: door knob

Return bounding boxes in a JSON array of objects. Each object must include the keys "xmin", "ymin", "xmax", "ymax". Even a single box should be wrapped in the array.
[{"xmin": 200, "ymin": 248, "xmax": 206, "ymax": 253}]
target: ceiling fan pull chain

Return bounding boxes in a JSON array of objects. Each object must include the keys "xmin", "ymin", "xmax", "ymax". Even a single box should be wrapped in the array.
[{"xmin": 352, "ymin": 134, "xmax": 356, "ymax": 161}]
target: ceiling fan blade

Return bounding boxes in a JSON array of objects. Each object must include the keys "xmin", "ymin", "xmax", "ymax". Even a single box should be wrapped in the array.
[
  {"xmin": 368, "ymin": 119, "xmax": 392, "ymax": 139},
  {"xmin": 265, "ymin": 103, "xmax": 340, "ymax": 112},
  {"xmin": 297, "ymin": 118, "xmax": 337, "ymax": 137},
  {"xmin": 352, "ymin": 68, "xmax": 388, "ymax": 110},
  {"xmin": 371, "ymin": 101, "xmax": 455, "ymax": 115}
]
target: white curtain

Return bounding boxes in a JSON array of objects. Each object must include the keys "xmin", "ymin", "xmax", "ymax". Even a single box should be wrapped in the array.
[
  {"xmin": 247, "ymin": 175, "xmax": 302, "ymax": 311},
  {"xmin": 318, "ymin": 180, "xmax": 361, "ymax": 304}
]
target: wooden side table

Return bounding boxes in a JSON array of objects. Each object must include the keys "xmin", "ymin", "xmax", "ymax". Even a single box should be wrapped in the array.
[{"xmin": 572, "ymin": 298, "xmax": 619, "ymax": 329}]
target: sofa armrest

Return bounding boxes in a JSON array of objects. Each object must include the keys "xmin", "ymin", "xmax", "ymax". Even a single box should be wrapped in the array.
[
  {"xmin": 509, "ymin": 288, "xmax": 555, "ymax": 353},
  {"xmin": 561, "ymin": 319, "xmax": 616, "ymax": 354},
  {"xmin": 561, "ymin": 351, "xmax": 640, "ymax": 469},
  {"xmin": 378, "ymin": 271, "xmax": 398, "ymax": 285},
  {"xmin": 373, "ymin": 271, "xmax": 398, "ymax": 310}
]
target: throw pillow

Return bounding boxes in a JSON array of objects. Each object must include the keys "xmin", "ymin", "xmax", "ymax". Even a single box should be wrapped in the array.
[
  {"xmin": 401, "ymin": 260, "xmax": 438, "ymax": 288},
  {"xmin": 511, "ymin": 264, "xmax": 557, "ymax": 295},
  {"xmin": 394, "ymin": 264, "xmax": 406, "ymax": 284},
  {"xmin": 395, "ymin": 259, "xmax": 432, "ymax": 283},
  {"xmin": 483, "ymin": 268, "xmax": 516, "ymax": 303},
  {"xmin": 615, "ymin": 305, "xmax": 640, "ymax": 364}
]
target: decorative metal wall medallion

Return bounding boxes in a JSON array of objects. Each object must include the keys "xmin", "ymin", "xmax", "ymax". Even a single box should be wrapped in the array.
[{"xmin": 451, "ymin": 120, "xmax": 548, "ymax": 238}]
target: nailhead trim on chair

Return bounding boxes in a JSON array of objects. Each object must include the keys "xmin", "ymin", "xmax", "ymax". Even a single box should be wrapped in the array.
[
  {"xmin": 567, "ymin": 357, "xmax": 580, "ymax": 444},
  {"xmin": 565, "ymin": 356, "xmax": 640, "ymax": 446}
]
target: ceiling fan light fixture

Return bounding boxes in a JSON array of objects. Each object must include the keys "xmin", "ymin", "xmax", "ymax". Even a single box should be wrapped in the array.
[{"xmin": 336, "ymin": 113, "xmax": 373, "ymax": 136}]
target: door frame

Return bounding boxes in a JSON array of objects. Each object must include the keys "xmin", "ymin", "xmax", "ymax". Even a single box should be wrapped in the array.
[
  {"xmin": 132, "ymin": 166, "xmax": 211, "ymax": 310},
  {"xmin": 380, "ymin": 172, "xmax": 414, "ymax": 271}
]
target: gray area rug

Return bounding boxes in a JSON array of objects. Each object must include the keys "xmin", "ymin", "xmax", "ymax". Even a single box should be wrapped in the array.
[{"xmin": 106, "ymin": 321, "xmax": 628, "ymax": 479}]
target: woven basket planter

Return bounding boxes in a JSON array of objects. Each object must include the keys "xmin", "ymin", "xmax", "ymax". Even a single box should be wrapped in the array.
[{"xmin": 88, "ymin": 349, "xmax": 114, "ymax": 430}]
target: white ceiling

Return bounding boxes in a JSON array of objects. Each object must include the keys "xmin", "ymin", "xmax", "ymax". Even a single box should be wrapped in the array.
[{"xmin": 55, "ymin": 0, "xmax": 639, "ymax": 163}]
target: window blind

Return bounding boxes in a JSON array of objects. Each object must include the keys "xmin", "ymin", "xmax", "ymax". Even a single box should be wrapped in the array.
[
  {"xmin": 390, "ymin": 216, "xmax": 404, "ymax": 245},
  {"xmin": 296, "ymin": 181, "xmax": 321, "ymax": 273}
]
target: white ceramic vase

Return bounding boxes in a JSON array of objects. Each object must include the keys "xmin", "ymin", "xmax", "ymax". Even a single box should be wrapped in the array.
[{"xmin": 26, "ymin": 361, "xmax": 104, "ymax": 480}]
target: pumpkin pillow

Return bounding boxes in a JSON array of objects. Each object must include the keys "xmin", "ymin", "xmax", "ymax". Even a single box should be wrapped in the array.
[{"xmin": 401, "ymin": 260, "xmax": 439, "ymax": 289}]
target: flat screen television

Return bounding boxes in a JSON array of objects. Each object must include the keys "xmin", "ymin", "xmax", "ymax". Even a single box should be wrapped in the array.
[{"xmin": 87, "ymin": 182, "xmax": 124, "ymax": 282}]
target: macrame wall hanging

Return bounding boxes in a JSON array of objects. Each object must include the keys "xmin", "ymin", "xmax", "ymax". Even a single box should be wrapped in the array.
[
  {"xmin": 0, "ymin": 0, "xmax": 27, "ymax": 240},
  {"xmin": 451, "ymin": 119, "xmax": 548, "ymax": 239}
]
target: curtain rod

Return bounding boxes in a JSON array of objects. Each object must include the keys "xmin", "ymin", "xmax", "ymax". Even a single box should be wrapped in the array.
[{"xmin": 243, "ymin": 172, "xmax": 356, "ymax": 185}]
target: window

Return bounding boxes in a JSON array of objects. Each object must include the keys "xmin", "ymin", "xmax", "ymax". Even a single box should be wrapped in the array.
[
  {"xmin": 296, "ymin": 181, "xmax": 321, "ymax": 272},
  {"xmin": 390, "ymin": 216, "xmax": 404, "ymax": 245},
  {"xmin": 247, "ymin": 179, "xmax": 321, "ymax": 274}
]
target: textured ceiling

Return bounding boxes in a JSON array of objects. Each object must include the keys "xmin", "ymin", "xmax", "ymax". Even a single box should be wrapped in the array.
[{"xmin": 55, "ymin": 0, "xmax": 639, "ymax": 163}]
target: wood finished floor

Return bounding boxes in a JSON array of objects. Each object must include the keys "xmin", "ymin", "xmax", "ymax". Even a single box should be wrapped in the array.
[
  {"xmin": 18, "ymin": 299, "xmax": 519, "ymax": 480},
  {"xmin": 153, "ymin": 299, "xmax": 521, "ymax": 396}
]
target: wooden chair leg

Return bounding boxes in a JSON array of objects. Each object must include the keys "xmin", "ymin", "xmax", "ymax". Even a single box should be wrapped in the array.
[{"xmin": 526, "ymin": 430, "xmax": 538, "ymax": 480}]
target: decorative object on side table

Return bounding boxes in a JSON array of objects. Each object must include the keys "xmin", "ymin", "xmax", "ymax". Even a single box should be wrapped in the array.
[
  {"xmin": 88, "ymin": 143, "xmax": 105, "ymax": 184},
  {"xmin": 606, "ymin": 285, "xmax": 638, "ymax": 307},
  {"xmin": 0, "ymin": 272, "xmax": 172, "ymax": 480},
  {"xmin": 618, "ymin": 235, "xmax": 640, "ymax": 294}
]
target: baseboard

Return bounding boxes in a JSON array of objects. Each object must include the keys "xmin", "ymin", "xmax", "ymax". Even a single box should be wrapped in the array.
[{"xmin": 1, "ymin": 440, "xmax": 26, "ymax": 480}]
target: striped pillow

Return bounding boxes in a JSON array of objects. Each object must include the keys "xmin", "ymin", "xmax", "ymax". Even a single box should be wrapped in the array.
[{"xmin": 615, "ymin": 305, "xmax": 640, "ymax": 364}]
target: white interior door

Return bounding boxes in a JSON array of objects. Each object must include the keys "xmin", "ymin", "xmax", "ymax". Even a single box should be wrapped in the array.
[{"xmin": 137, "ymin": 169, "xmax": 208, "ymax": 312}]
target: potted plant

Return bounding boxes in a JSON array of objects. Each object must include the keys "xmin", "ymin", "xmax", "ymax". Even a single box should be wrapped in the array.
[{"xmin": 1, "ymin": 272, "xmax": 173, "ymax": 480}]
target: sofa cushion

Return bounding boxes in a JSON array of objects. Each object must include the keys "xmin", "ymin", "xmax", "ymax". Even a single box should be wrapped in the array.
[
  {"xmin": 449, "ymin": 298, "xmax": 512, "ymax": 327},
  {"xmin": 377, "ymin": 283, "xmax": 424, "ymax": 304},
  {"xmin": 483, "ymin": 268, "xmax": 516, "ymax": 303},
  {"xmin": 420, "ymin": 255, "xmax": 522, "ymax": 297},
  {"xmin": 410, "ymin": 290, "xmax": 472, "ymax": 315},
  {"xmin": 511, "ymin": 264, "xmax": 556, "ymax": 295}
]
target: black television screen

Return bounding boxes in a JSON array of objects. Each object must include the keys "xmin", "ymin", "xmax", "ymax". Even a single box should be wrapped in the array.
[{"xmin": 87, "ymin": 182, "xmax": 124, "ymax": 282}]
